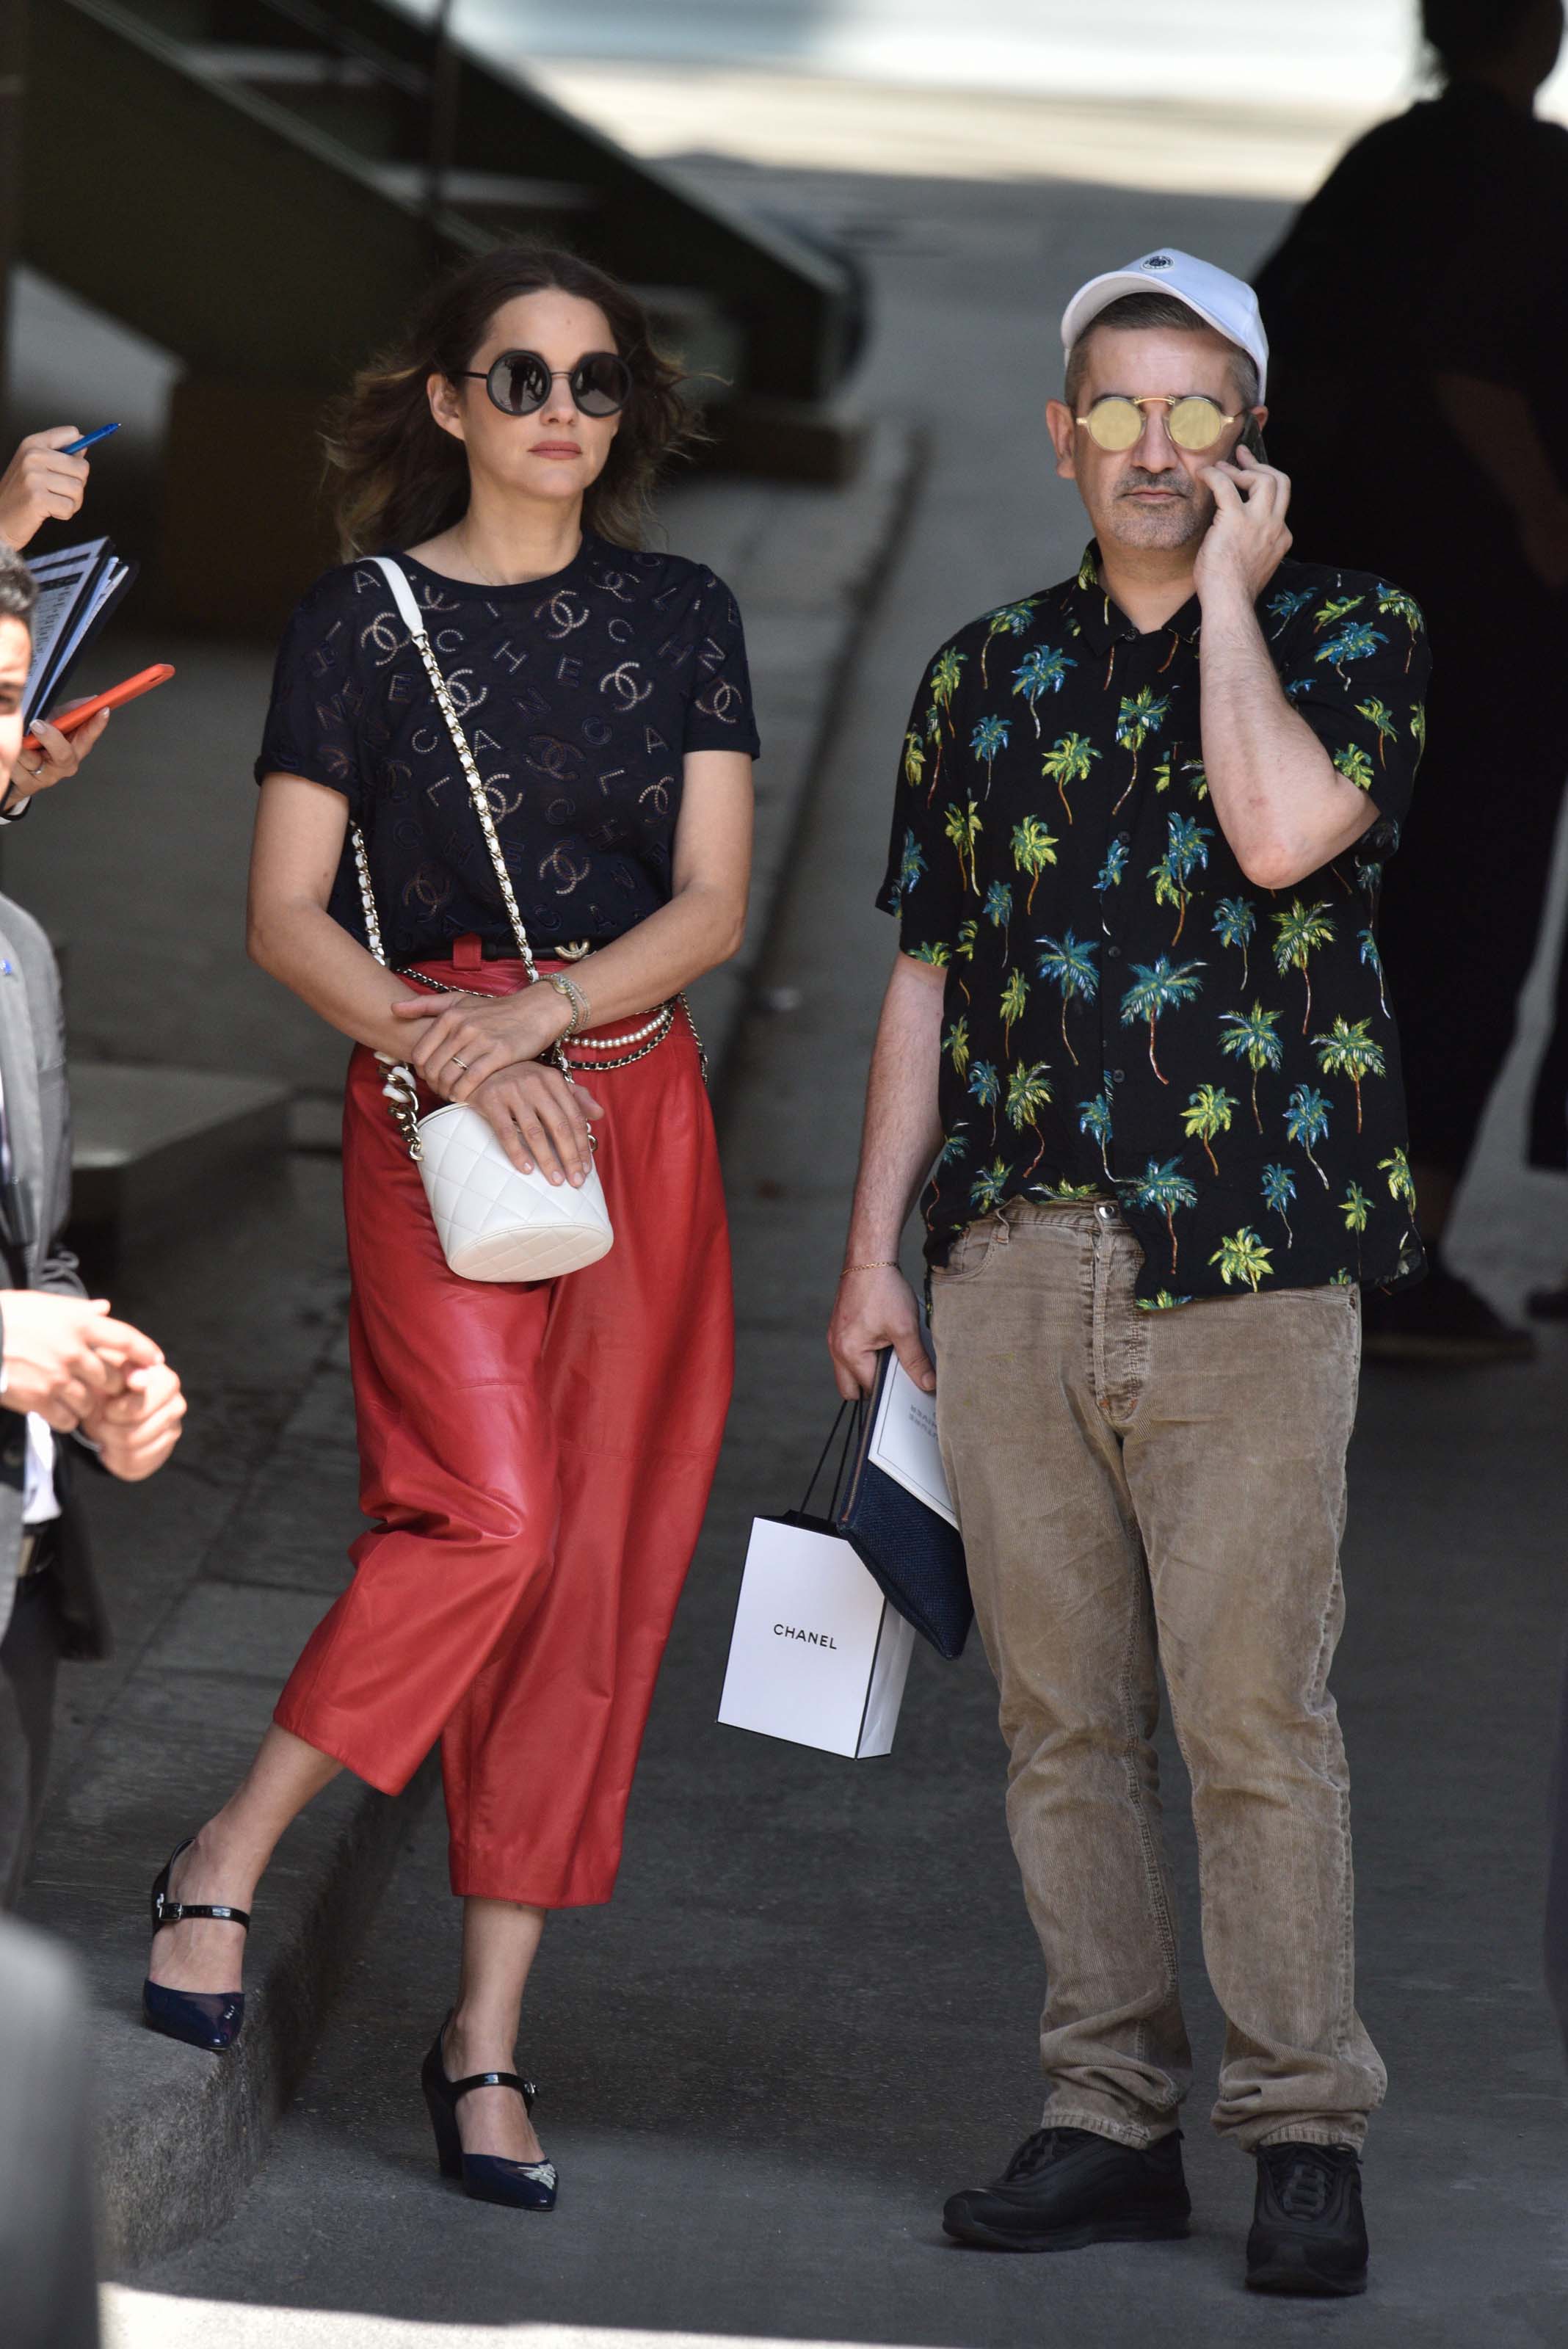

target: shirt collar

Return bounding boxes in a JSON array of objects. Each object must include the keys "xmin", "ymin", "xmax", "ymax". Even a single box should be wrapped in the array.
[{"xmin": 1063, "ymin": 541, "xmax": 1203, "ymax": 656}]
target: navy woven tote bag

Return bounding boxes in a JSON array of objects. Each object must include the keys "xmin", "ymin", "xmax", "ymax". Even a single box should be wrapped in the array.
[{"xmin": 791, "ymin": 1373, "xmax": 973, "ymax": 1662}]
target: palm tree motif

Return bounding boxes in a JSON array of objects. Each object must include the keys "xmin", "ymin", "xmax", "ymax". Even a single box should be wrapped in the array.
[
  {"xmin": 1119, "ymin": 956, "xmax": 1205, "ymax": 1084},
  {"xmin": 1113, "ymin": 685, "xmax": 1172, "ymax": 807},
  {"xmin": 968, "ymin": 1059, "xmax": 1001, "ymax": 1141},
  {"xmin": 1376, "ymin": 582, "xmax": 1423, "ymax": 670},
  {"xmin": 1314, "ymin": 593, "xmax": 1364, "ymax": 631},
  {"xmin": 902, "ymin": 730, "xmax": 926, "ymax": 792},
  {"xmin": 1261, "ymin": 1161, "xmax": 1297, "ymax": 1246},
  {"xmin": 1012, "ymin": 645, "xmax": 1077, "ymax": 736},
  {"xmin": 1182, "ymin": 757, "xmax": 1211, "ymax": 803},
  {"xmin": 968, "ymin": 1157, "xmax": 1010, "ymax": 1213},
  {"xmin": 1266, "ymin": 585, "xmax": 1314, "ymax": 636},
  {"xmin": 929, "ymin": 645, "xmax": 966, "ymax": 734},
  {"xmin": 1333, "ymin": 742, "xmax": 1376, "ymax": 794},
  {"xmin": 1010, "ymin": 815, "xmax": 1060, "ymax": 912},
  {"xmin": 922, "ymin": 646, "xmax": 966, "ymax": 799},
  {"xmin": 1123, "ymin": 1155, "xmax": 1199, "ymax": 1276},
  {"xmin": 1148, "ymin": 811, "xmax": 1213, "ymax": 943},
  {"xmin": 1153, "ymin": 749, "xmax": 1175, "ymax": 794},
  {"xmin": 970, "ymin": 714, "xmax": 1011, "ymax": 796},
  {"xmin": 1209, "ymin": 1226, "xmax": 1274, "ymax": 1291},
  {"xmin": 1078, "ymin": 1090, "xmax": 1114, "ymax": 1180},
  {"xmin": 1219, "ymin": 1001, "xmax": 1284, "ymax": 1130},
  {"xmin": 943, "ymin": 798, "xmax": 982, "ymax": 893},
  {"xmin": 1000, "ymin": 967, "xmax": 1030, "ymax": 1043},
  {"xmin": 1004, "ymin": 1061, "xmax": 1055, "ymax": 1174},
  {"xmin": 979, "ymin": 599, "xmax": 1039, "ymax": 685},
  {"xmin": 983, "ymin": 880, "xmax": 1013, "ymax": 950},
  {"xmin": 1137, "ymin": 1290, "xmax": 1194, "ymax": 1313},
  {"xmin": 1042, "ymin": 730, "xmax": 1099, "ymax": 823},
  {"xmin": 1035, "ymin": 929, "xmax": 1100, "ymax": 1064},
  {"xmin": 1312, "ymin": 1014, "xmax": 1386, "ymax": 1131},
  {"xmin": 943, "ymin": 1015, "xmax": 971, "ymax": 1079},
  {"xmin": 1095, "ymin": 838, "xmax": 1129, "ymax": 893},
  {"xmin": 1379, "ymin": 1145, "xmax": 1416, "ymax": 1209},
  {"xmin": 1037, "ymin": 1178, "xmax": 1103, "ymax": 1202},
  {"xmin": 1355, "ymin": 697, "xmax": 1397, "ymax": 767},
  {"xmin": 954, "ymin": 918, "xmax": 978, "ymax": 964},
  {"xmin": 1284, "ymin": 1082, "xmax": 1332, "ymax": 1188},
  {"xmin": 1181, "ymin": 1081, "xmax": 1238, "ymax": 1176},
  {"xmin": 896, "ymin": 827, "xmax": 926, "ymax": 898},
  {"xmin": 1272, "ymin": 898, "xmax": 1336, "ymax": 1033},
  {"xmin": 1315, "ymin": 622, "xmax": 1387, "ymax": 682},
  {"xmin": 909, "ymin": 940, "xmax": 951, "ymax": 967},
  {"xmin": 935, "ymin": 1119, "xmax": 969, "ymax": 1169},
  {"xmin": 1212, "ymin": 895, "xmax": 1256, "ymax": 988},
  {"xmin": 1410, "ymin": 702, "xmax": 1427, "ymax": 754},
  {"xmin": 1340, "ymin": 1181, "xmax": 1372, "ymax": 1234},
  {"xmin": 1358, "ymin": 924, "xmax": 1389, "ymax": 1017}
]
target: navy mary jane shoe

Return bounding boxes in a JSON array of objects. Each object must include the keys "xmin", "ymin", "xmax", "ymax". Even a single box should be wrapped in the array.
[
  {"xmin": 142, "ymin": 1837, "xmax": 250, "ymax": 2052},
  {"xmin": 421, "ymin": 2017, "xmax": 557, "ymax": 2211}
]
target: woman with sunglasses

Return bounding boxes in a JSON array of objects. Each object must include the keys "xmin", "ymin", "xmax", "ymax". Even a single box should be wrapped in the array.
[{"xmin": 140, "ymin": 247, "xmax": 756, "ymax": 2209}]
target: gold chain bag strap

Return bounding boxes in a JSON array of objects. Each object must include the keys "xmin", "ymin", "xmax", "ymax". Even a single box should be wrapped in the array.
[{"xmin": 348, "ymin": 556, "xmax": 614, "ymax": 1281}]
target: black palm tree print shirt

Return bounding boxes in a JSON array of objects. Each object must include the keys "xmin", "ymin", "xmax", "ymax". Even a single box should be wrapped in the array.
[{"xmin": 878, "ymin": 546, "xmax": 1431, "ymax": 1305}]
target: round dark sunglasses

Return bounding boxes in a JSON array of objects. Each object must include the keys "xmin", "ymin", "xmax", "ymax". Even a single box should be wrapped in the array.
[{"xmin": 460, "ymin": 349, "xmax": 632, "ymax": 418}]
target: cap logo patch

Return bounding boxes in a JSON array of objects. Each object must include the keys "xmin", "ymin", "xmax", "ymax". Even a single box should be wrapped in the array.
[{"xmin": 1144, "ymin": 254, "xmax": 1173, "ymax": 269}]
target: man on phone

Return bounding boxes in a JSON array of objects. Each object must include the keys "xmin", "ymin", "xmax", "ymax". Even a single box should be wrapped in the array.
[
  {"xmin": 0, "ymin": 542, "xmax": 186, "ymax": 1904},
  {"xmin": 830, "ymin": 252, "xmax": 1429, "ymax": 2297}
]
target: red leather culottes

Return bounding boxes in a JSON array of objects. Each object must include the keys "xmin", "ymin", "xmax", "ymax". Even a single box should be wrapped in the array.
[{"xmin": 274, "ymin": 949, "xmax": 734, "ymax": 1906}]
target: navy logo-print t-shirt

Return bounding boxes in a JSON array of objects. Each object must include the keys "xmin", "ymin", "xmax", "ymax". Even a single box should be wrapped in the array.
[{"xmin": 255, "ymin": 531, "xmax": 760, "ymax": 960}]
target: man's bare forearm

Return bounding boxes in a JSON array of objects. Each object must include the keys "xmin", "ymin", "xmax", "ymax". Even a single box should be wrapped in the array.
[
  {"xmin": 1199, "ymin": 584, "xmax": 1376, "ymax": 890},
  {"xmin": 843, "ymin": 954, "xmax": 946, "ymax": 1263}
]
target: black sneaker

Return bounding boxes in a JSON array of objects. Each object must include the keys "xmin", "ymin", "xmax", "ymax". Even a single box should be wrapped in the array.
[
  {"xmin": 942, "ymin": 2125, "xmax": 1190, "ymax": 2253},
  {"xmin": 1361, "ymin": 1258, "xmax": 1535, "ymax": 1365},
  {"xmin": 1246, "ymin": 2142, "xmax": 1368, "ymax": 2296}
]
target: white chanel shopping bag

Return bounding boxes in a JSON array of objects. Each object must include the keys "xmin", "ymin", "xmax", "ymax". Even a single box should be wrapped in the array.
[{"xmin": 717, "ymin": 1514, "xmax": 917, "ymax": 1759}]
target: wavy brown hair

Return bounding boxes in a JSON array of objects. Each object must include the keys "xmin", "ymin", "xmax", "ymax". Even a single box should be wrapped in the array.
[{"xmin": 324, "ymin": 244, "xmax": 698, "ymax": 559}]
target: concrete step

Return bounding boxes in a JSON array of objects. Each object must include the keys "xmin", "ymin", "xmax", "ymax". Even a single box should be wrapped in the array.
[{"xmin": 69, "ymin": 1061, "xmax": 291, "ymax": 1273}]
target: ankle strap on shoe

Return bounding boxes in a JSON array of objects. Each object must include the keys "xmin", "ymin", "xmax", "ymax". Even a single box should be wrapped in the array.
[
  {"xmin": 449, "ymin": 2069, "xmax": 536, "ymax": 2105},
  {"xmin": 153, "ymin": 1890, "xmax": 251, "ymax": 1931}
]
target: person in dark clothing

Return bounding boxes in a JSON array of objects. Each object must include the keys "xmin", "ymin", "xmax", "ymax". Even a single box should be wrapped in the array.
[{"xmin": 1255, "ymin": 0, "xmax": 1568, "ymax": 1359}]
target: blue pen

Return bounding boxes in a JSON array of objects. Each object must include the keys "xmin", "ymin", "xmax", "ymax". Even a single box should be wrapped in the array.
[{"xmin": 60, "ymin": 424, "xmax": 120, "ymax": 456}]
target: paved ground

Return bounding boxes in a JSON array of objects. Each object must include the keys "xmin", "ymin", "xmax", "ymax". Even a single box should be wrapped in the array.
[{"xmin": 102, "ymin": 161, "xmax": 1568, "ymax": 2347}]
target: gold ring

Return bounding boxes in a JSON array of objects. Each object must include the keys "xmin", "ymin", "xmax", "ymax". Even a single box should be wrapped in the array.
[{"xmin": 449, "ymin": 1053, "xmax": 469, "ymax": 1072}]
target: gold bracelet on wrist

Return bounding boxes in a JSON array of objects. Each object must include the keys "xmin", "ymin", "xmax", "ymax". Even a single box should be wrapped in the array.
[
  {"xmin": 548, "ymin": 971, "xmax": 590, "ymax": 1039},
  {"xmin": 842, "ymin": 1259, "xmax": 899, "ymax": 1273}
]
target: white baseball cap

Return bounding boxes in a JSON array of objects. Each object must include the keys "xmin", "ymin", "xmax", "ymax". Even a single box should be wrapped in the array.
[{"xmin": 1060, "ymin": 249, "xmax": 1268, "ymax": 399}]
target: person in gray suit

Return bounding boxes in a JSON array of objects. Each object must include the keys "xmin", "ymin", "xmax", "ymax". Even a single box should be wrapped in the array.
[
  {"xmin": 0, "ymin": 542, "xmax": 188, "ymax": 1906},
  {"xmin": 0, "ymin": 1913, "xmax": 101, "ymax": 2349}
]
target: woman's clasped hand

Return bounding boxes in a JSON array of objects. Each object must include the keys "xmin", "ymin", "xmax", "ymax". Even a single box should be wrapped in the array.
[{"xmin": 391, "ymin": 984, "xmax": 606, "ymax": 1185}]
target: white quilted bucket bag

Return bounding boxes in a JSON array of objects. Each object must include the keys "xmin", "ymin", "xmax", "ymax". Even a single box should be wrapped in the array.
[{"xmin": 351, "ymin": 558, "xmax": 614, "ymax": 1282}]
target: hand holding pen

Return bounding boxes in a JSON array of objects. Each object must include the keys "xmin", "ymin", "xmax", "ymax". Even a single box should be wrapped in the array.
[{"xmin": 0, "ymin": 422, "xmax": 118, "ymax": 552}]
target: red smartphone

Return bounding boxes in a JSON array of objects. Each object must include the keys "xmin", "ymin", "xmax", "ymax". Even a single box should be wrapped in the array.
[{"xmin": 21, "ymin": 662, "xmax": 175, "ymax": 755}]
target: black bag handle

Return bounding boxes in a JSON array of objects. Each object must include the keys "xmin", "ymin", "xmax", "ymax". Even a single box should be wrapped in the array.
[{"xmin": 799, "ymin": 1395, "xmax": 865, "ymax": 1524}]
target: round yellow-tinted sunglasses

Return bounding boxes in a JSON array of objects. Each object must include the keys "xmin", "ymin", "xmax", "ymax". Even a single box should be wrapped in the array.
[{"xmin": 1077, "ymin": 393, "xmax": 1245, "ymax": 452}]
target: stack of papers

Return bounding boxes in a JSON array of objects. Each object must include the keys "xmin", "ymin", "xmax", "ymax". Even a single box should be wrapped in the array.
[{"xmin": 22, "ymin": 537, "xmax": 136, "ymax": 728}]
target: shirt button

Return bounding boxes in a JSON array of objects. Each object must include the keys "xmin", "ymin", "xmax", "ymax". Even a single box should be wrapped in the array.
[
  {"xmin": 1111, "ymin": 1068, "xmax": 1126, "ymax": 1084},
  {"xmin": 1116, "ymin": 831, "xmax": 1132, "ymax": 848},
  {"xmin": 1106, "ymin": 942, "xmax": 1122, "ymax": 959}
]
